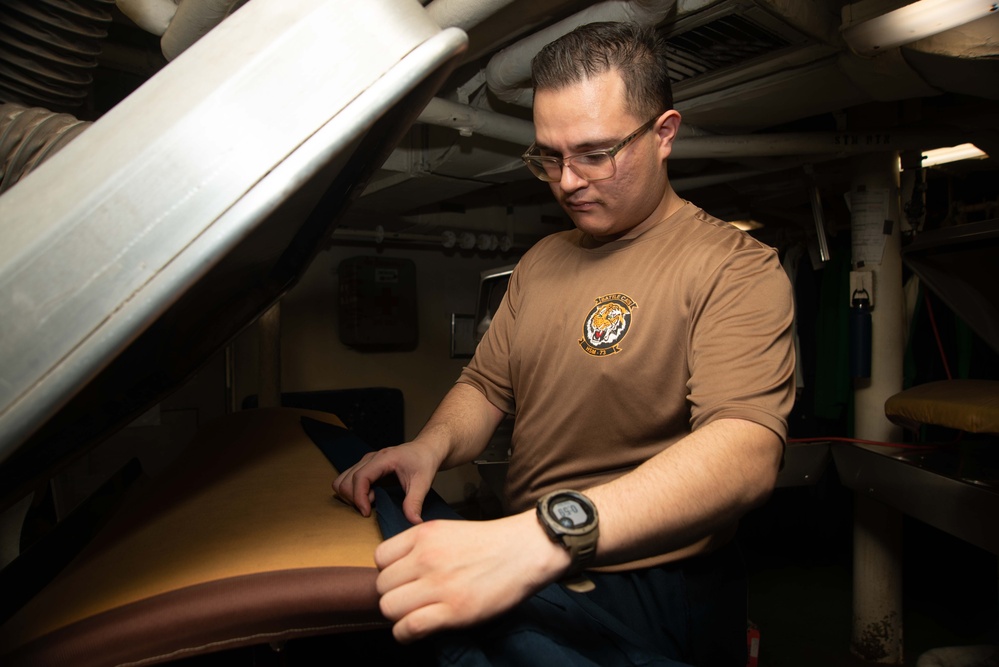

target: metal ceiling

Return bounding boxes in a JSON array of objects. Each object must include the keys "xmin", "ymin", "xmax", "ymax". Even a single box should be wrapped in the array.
[{"xmin": 2, "ymin": 0, "xmax": 997, "ymax": 248}]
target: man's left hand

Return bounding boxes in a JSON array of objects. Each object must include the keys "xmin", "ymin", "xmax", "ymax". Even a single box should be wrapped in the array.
[{"xmin": 373, "ymin": 511, "xmax": 570, "ymax": 643}]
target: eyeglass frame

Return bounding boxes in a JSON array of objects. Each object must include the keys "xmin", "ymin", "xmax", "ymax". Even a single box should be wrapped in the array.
[{"xmin": 521, "ymin": 114, "xmax": 661, "ymax": 183}]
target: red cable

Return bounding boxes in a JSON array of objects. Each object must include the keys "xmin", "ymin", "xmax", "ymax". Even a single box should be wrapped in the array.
[
  {"xmin": 923, "ymin": 292, "xmax": 952, "ymax": 380},
  {"xmin": 787, "ymin": 436, "xmax": 942, "ymax": 450},
  {"xmin": 791, "ymin": 292, "xmax": 966, "ymax": 454}
]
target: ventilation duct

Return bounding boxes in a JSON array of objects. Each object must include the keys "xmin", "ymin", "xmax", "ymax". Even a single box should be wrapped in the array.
[
  {"xmin": 0, "ymin": 103, "xmax": 90, "ymax": 193},
  {"xmin": 116, "ymin": 0, "xmax": 244, "ymax": 60},
  {"xmin": 664, "ymin": 12, "xmax": 796, "ymax": 84},
  {"xmin": 485, "ymin": 0, "xmax": 676, "ymax": 106},
  {"xmin": 0, "ymin": 0, "xmax": 113, "ymax": 112}
]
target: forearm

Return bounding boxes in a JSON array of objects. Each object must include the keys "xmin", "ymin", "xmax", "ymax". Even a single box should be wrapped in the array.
[
  {"xmin": 369, "ymin": 419, "xmax": 782, "ymax": 644},
  {"xmin": 412, "ymin": 382, "xmax": 506, "ymax": 470},
  {"xmin": 584, "ymin": 418, "xmax": 782, "ymax": 567}
]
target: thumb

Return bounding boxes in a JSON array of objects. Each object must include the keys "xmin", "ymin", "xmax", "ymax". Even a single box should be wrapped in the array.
[{"xmin": 402, "ymin": 493, "xmax": 426, "ymax": 525}]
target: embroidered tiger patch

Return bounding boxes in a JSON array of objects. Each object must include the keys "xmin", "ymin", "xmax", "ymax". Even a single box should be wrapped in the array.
[{"xmin": 579, "ymin": 294, "xmax": 637, "ymax": 356}]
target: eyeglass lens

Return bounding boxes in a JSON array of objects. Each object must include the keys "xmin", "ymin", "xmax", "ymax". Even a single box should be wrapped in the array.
[{"xmin": 526, "ymin": 153, "xmax": 615, "ymax": 182}]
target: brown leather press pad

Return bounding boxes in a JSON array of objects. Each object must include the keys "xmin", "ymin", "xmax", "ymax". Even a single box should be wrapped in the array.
[{"xmin": 0, "ymin": 408, "xmax": 385, "ymax": 665}]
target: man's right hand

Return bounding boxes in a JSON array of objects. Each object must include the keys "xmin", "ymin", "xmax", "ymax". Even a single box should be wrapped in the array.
[{"xmin": 332, "ymin": 441, "xmax": 442, "ymax": 525}]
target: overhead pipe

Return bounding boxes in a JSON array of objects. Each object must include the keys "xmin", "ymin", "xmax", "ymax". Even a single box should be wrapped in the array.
[
  {"xmin": 116, "ymin": 0, "xmax": 177, "ymax": 36},
  {"xmin": 668, "ymin": 130, "xmax": 976, "ymax": 160},
  {"xmin": 841, "ymin": 0, "xmax": 999, "ymax": 57},
  {"xmin": 426, "ymin": 0, "xmax": 519, "ymax": 31},
  {"xmin": 332, "ymin": 225, "xmax": 522, "ymax": 252},
  {"xmin": 116, "ymin": 0, "xmax": 244, "ymax": 60},
  {"xmin": 484, "ymin": 0, "xmax": 677, "ymax": 106},
  {"xmin": 413, "ymin": 97, "xmax": 976, "ymax": 160},
  {"xmin": 161, "ymin": 0, "xmax": 245, "ymax": 60},
  {"xmin": 418, "ymin": 96, "xmax": 535, "ymax": 144}
]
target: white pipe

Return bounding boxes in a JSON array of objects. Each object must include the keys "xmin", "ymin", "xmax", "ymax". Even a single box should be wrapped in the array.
[
  {"xmin": 672, "ymin": 169, "xmax": 764, "ymax": 192},
  {"xmin": 841, "ymin": 0, "xmax": 999, "ymax": 57},
  {"xmin": 485, "ymin": 0, "xmax": 677, "ymax": 106},
  {"xmin": 670, "ymin": 130, "xmax": 973, "ymax": 159},
  {"xmin": 851, "ymin": 152, "xmax": 905, "ymax": 443},
  {"xmin": 852, "ymin": 494, "xmax": 904, "ymax": 663},
  {"xmin": 426, "ymin": 0, "xmax": 519, "ymax": 31},
  {"xmin": 849, "ymin": 152, "xmax": 906, "ymax": 663},
  {"xmin": 162, "ymin": 0, "xmax": 243, "ymax": 61},
  {"xmin": 333, "ymin": 226, "xmax": 519, "ymax": 251},
  {"xmin": 413, "ymin": 98, "xmax": 974, "ymax": 159},
  {"xmin": 116, "ymin": 0, "xmax": 178, "ymax": 36},
  {"xmin": 418, "ymin": 96, "xmax": 535, "ymax": 144}
]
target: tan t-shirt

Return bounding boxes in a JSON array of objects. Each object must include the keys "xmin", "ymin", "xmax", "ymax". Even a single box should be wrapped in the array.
[{"xmin": 459, "ymin": 202, "xmax": 796, "ymax": 567}]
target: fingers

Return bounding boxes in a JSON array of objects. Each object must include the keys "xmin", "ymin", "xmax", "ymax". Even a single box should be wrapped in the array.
[
  {"xmin": 391, "ymin": 603, "xmax": 454, "ymax": 644},
  {"xmin": 373, "ymin": 528, "xmax": 416, "ymax": 573},
  {"xmin": 375, "ymin": 531, "xmax": 461, "ymax": 644},
  {"xmin": 332, "ymin": 452, "xmax": 379, "ymax": 516},
  {"xmin": 332, "ymin": 445, "xmax": 437, "ymax": 524}
]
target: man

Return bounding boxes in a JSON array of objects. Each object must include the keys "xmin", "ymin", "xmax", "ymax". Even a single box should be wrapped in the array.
[{"xmin": 334, "ymin": 21, "xmax": 795, "ymax": 666}]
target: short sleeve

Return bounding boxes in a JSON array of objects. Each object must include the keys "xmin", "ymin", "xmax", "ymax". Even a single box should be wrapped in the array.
[{"xmin": 686, "ymin": 245, "xmax": 796, "ymax": 440}]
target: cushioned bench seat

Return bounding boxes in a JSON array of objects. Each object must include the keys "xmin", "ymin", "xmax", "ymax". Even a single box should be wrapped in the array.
[
  {"xmin": 0, "ymin": 408, "xmax": 386, "ymax": 666},
  {"xmin": 885, "ymin": 380, "xmax": 999, "ymax": 435}
]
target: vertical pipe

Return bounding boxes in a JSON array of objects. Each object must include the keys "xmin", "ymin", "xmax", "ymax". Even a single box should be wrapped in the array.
[
  {"xmin": 257, "ymin": 303, "xmax": 282, "ymax": 409},
  {"xmin": 853, "ymin": 493, "xmax": 905, "ymax": 663},
  {"xmin": 849, "ymin": 152, "xmax": 906, "ymax": 663}
]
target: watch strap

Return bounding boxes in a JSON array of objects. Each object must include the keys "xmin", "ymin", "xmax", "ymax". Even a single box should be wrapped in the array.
[
  {"xmin": 564, "ymin": 533, "xmax": 598, "ymax": 569},
  {"xmin": 561, "ymin": 571, "xmax": 596, "ymax": 593}
]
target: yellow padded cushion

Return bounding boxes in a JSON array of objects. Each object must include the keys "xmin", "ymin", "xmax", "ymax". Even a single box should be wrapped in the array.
[{"xmin": 885, "ymin": 380, "xmax": 999, "ymax": 434}]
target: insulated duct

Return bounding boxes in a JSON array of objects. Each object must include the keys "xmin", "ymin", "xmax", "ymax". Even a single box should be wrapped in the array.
[
  {"xmin": 161, "ymin": 0, "xmax": 244, "ymax": 61},
  {"xmin": 115, "ymin": 0, "xmax": 245, "ymax": 60},
  {"xmin": 0, "ymin": 0, "xmax": 114, "ymax": 112},
  {"xmin": 484, "ymin": 0, "xmax": 677, "ymax": 106},
  {"xmin": 116, "ymin": 0, "xmax": 176, "ymax": 35},
  {"xmin": 0, "ymin": 103, "xmax": 90, "ymax": 194},
  {"xmin": 426, "ymin": 0, "xmax": 519, "ymax": 31}
]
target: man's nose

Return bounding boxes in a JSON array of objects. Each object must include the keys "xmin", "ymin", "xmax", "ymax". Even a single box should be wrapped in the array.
[{"xmin": 559, "ymin": 163, "xmax": 588, "ymax": 191}]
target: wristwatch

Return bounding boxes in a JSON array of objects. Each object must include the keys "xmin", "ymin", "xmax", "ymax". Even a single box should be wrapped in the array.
[{"xmin": 536, "ymin": 489, "xmax": 599, "ymax": 592}]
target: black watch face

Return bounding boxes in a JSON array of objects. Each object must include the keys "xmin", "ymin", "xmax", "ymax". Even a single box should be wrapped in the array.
[{"xmin": 549, "ymin": 494, "xmax": 594, "ymax": 529}]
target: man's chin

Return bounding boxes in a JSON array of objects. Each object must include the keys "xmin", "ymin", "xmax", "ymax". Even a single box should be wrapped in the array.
[
  {"xmin": 570, "ymin": 216, "xmax": 613, "ymax": 238},
  {"xmin": 564, "ymin": 207, "xmax": 599, "ymax": 228}
]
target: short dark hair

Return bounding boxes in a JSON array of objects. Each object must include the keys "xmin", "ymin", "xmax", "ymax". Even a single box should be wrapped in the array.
[{"xmin": 531, "ymin": 22, "xmax": 673, "ymax": 120}]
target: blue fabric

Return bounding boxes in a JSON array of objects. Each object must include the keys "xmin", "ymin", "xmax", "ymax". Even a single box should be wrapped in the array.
[
  {"xmin": 300, "ymin": 416, "xmax": 693, "ymax": 666},
  {"xmin": 302, "ymin": 416, "xmax": 460, "ymax": 528}
]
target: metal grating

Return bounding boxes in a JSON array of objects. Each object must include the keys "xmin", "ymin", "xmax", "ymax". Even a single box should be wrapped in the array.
[{"xmin": 664, "ymin": 13, "xmax": 793, "ymax": 84}]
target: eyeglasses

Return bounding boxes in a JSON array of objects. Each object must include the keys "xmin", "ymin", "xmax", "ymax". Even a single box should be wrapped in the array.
[{"xmin": 521, "ymin": 116, "xmax": 659, "ymax": 183}]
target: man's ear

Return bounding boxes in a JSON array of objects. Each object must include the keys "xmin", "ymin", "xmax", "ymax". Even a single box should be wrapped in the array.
[{"xmin": 656, "ymin": 109, "xmax": 682, "ymax": 159}]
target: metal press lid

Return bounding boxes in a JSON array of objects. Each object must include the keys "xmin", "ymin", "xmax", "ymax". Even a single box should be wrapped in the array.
[{"xmin": 0, "ymin": 0, "xmax": 467, "ymax": 510}]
